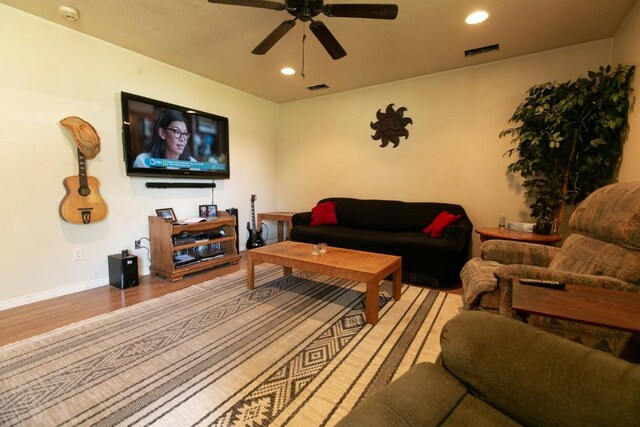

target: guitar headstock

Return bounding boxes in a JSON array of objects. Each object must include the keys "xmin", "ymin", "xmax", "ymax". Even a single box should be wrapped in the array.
[{"xmin": 250, "ymin": 194, "xmax": 257, "ymax": 203}]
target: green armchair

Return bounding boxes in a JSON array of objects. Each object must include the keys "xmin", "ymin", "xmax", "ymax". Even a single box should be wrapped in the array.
[
  {"xmin": 461, "ymin": 181, "xmax": 640, "ymax": 355},
  {"xmin": 337, "ymin": 311, "xmax": 640, "ymax": 426}
]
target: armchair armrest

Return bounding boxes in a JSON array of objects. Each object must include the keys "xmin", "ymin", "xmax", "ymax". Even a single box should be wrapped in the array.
[
  {"xmin": 292, "ymin": 212, "xmax": 312, "ymax": 227},
  {"xmin": 481, "ymin": 240, "xmax": 559, "ymax": 267}
]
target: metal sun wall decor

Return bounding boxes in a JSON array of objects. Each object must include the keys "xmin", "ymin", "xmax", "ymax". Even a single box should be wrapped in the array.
[{"xmin": 370, "ymin": 103, "xmax": 413, "ymax": 148}]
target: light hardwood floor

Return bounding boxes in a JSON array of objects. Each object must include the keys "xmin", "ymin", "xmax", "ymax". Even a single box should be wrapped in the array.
[
  {"xmin": 0, "ymin": 257, "xmax": 245, "ymax": 348},
  {"xmin": 0, "ymin": 253, "xmax": 460, "ymax": 348}
]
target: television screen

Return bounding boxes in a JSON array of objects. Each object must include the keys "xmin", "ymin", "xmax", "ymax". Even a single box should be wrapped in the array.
[{"xmin": 121, "ymin": 91, "xmax": 230, "ymax": 179}]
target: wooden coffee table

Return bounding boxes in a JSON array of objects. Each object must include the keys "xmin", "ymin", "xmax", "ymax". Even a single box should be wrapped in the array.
[
  {"xmin": 512, "ymin": 279, "xmax": 640, "ymax": 333},
  {"xmin": 246, "ymin": 241, "xmax": 402, "ymax": 325}
]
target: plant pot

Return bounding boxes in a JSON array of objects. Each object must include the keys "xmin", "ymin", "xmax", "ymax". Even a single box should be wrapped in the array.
[{"xmin": 535, "ymin": 218, "xmax": 553, "ymax": 235}]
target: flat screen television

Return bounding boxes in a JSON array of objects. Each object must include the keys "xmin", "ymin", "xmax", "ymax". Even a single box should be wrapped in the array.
[{"xmin": 120, "ymin": 91, "xmax": 230, "ymax": 179}]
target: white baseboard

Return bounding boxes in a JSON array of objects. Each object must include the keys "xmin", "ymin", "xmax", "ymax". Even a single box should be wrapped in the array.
[{"xmin": 0, "ymin": 267, "xmax": 151, "ymax": 312}]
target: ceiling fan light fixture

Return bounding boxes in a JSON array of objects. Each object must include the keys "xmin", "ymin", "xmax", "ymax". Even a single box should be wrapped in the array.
[
  {"xmin": 281, "ymin": 67, "xmax": 296, "ymax": 75},
  {"xmin": 208, "ymin": 0, "xmax": 398, "ymax": 59},
  {"xmin": 465, "ymin": 10, "xmax": 488, "ymax": 25}
]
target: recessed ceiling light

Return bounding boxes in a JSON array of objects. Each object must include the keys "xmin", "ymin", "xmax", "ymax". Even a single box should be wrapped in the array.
[
  {"xmin": 58, "ymin": 5, "xmax": 79, "ymax": 21},
  {"xmin": 280, "ymin": 67, "xmax": 295, "ymax": 76},
  {"xmin": 465, "ymin": 11, "xmax": 488, "ymax": 25}
]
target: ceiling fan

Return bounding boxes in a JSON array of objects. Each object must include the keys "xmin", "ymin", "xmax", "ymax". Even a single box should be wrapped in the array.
[{"xmin": 207, "ymin": 0, "xmax": 398, "ymax": 59}]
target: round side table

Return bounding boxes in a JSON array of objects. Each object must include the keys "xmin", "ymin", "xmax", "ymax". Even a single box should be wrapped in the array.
[{"xmin": 475, "ymin": 227, "xmax": 562, "ymax": 245}]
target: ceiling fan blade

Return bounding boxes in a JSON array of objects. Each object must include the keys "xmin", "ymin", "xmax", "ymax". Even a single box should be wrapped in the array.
[
  {"xmin": 207, "ymin": 0, "xmax": 285, "ymax": 11},
  {"xmin": 252, "ymin": 20, "xmax": 296, "ymax": 55},
  {"xmin": 309, "ymin": 20, "xmax": 347, "ymax": 60},
  {"xmin": 322, "ymin": 4, "xmax": 398, "ymax": 19}
]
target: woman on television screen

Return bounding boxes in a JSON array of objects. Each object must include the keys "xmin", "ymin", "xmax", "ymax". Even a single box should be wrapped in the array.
[{"xmin": 133, "ymin": 109, "xmax": 197, "ymax": 168}]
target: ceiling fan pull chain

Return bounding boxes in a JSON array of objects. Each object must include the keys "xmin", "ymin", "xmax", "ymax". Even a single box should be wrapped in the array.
[{"xmin": 301, "ymin": 23, "xmax": 306, "ymax": 79}]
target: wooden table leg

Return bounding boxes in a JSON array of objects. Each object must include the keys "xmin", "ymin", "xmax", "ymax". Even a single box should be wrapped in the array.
[
  {"xmin": 512, "ymin": 309, "xmax": 530, "ymax": 324},
  {"xmin": 247, "ymin": 254, "xmax": 255, "ymax": 289},
  {"xmin": 365, "ymin": 279, "xmax": 379, "ymax": 325},
  {"xmin": 392, "ymin": 267, "xmax": 402, "ymax": 301},
  {"xmin": 277, "ymin": 221, "xmax": 284, "ymax": 242},
  {"xmin": 283, "ymin": 266, "xmax": 293, "ymax": 276}
]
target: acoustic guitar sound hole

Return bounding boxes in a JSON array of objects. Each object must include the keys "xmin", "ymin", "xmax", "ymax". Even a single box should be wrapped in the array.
[{"xmin": 78, "ymin": 187, "xmax": 91, "ymax": 197}]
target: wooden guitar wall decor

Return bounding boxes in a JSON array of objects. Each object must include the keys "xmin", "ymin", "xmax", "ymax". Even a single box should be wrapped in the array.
[{"xmin": 59, "ymin": 116, "xmax": 108, "ymax": 224}]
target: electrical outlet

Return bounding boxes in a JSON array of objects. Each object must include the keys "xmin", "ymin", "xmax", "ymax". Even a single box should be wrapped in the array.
[
  {"xmin": 72, "ymin": 247, "xmax": 83, "ymax": 261},
  {"xmin": 135, "ymin": 239, "xmax": 141, "ymax": 249}
]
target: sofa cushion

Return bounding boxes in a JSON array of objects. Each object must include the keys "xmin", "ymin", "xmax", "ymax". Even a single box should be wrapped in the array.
[
  {"xmin": 292, "ymin": 225, "xmax": 461, "ymax": 254},
  {"xmin": 310, "ymin": 201, "xmax": 337, "ymax": 226},
  {"xmin": 423, "ymin": 211, "xmax": 462, "ymax": 237}
]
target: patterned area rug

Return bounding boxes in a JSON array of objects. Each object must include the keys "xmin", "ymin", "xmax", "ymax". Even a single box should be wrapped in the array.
[{"xmin": 0, "ymin": 264, "xmax": 461, "ymax": 426}]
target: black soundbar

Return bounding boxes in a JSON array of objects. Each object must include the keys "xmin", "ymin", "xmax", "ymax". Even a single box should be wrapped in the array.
[{"xmin": 145, "ymin": 182, "xmax": 216, "ymax": 189}]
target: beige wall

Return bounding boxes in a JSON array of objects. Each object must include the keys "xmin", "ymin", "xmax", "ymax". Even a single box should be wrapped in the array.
[
  {"xmin": 0, "ymin": 5, "xmax": 279, "ymax": 307},
  {"xmin": 276, "ymin": 40, "xmax": 622, "ymax": 255},
  {"xmin": 1, "ymin": 2, "xmax": 638, "ymax": 308},
  {"xmin": 613, "ymin": 1, "xmax": 640, "ymax": 182}
]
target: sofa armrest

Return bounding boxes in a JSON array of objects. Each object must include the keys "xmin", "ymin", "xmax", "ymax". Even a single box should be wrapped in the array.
[
  {"xmin": 481, "ymin": 240, "xmax": 559, "ymax": 266},
  {"xmin": 292, "ymin": 212, "xmax": 311, "ymax": 227},
  {"xmin": 443, "ymin": 220, "xmax": 472, "ymax": 252},
  {"xmin": 440, "ymin": 311, "xmax": 640, "ymax": 427}
]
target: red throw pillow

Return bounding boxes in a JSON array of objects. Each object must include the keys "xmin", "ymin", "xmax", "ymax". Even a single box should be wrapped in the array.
[
  {"xmin": 310, "ymin": 201, "xmax": 337, "ymax": 226},
  {"xmin": 423, "ymin": 211, "xmax": 462, "ymax": 238}
]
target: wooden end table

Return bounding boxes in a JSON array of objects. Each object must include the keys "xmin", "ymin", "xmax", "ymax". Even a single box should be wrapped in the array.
[
  {"xmin": 257, "ymin": 212, "xmax": 295, "ymax": 242},
  {"xmin": 246, "ymin": 241, "xmax": 402, "ymax": 325},
  {"xmin": 512, "ymin": 279, "xmax": 640, "ymax": 333},
  {"xmin": 476, "ymin": 227, "xmax": 562, "ymax": 245}
]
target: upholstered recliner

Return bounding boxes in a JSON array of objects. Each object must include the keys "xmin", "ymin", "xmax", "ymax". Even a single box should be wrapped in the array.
[
  {"xmin": 337, "ymin": 311, "xmax": 640, "ymax": 427},
  {"xmin": 461, "ymin": 181, "xmax": 640, "ymax": 355}
]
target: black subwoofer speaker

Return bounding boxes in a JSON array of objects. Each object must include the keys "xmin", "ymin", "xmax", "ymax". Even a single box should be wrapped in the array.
[
  {"xmin": 108, "ymin": 251, "xmax": 139, "ymax": 289},
  {"xmin": 226, "ymin": 207, "xmax": 239, "ymax": 254}
]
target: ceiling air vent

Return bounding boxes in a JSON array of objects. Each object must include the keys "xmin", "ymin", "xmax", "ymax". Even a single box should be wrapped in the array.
[
  {"xmin": 465, "ymin": 43, "xmax": 500, "ymax": 58},
  {"xmin": 307, "ymin": 83, "xmax": 329, "ymax": 91}
]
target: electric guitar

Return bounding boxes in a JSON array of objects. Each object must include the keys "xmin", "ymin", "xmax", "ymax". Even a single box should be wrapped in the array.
[
  {"xmin": 246, "ymin": 194, "xmax": 265, "ymax": 249},
  {"xmin": 59, "ymin": 149, "xmax": 108, "ymax": 224}
]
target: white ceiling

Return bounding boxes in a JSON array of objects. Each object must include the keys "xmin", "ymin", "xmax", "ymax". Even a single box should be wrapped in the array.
[{"xmin": 2, "ymin": 0, "xmax": 637, "ymax": 103}]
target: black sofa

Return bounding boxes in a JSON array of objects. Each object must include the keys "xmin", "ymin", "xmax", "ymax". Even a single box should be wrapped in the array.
[{"xmin": 290, "ymin": 198, "xmax": 473, "ymax": 287}]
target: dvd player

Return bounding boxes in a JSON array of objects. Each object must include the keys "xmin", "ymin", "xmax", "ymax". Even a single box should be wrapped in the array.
[
  {"xmin": 173, "ymin": 254, "xmax": 200, "ymax": 267},
  {"xmin": 173, "ymin": 233, "xmax": 196, "ymax": 245}
]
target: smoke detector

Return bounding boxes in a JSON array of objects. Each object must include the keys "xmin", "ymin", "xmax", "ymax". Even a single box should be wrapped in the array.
[{"xmin": 58, "ymin": 5, "xmax": 79, "ymax": 21}]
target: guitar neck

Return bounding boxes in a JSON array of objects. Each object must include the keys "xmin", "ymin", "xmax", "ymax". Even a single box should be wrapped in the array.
[
  {"xmin": 251, "ymin": 201, "xmax": 257, "ymax": 230},
  {"xmin": 77, "ymin": 149, "xmax": 88, "ymax": 188}
]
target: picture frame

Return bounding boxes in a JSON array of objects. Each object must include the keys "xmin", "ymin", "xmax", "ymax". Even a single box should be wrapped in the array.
[
  {"xmin": 156, "ymin": 208, "xmax": 176, "ymax": 221},
  {"xmin": 199, "ymin": 204, "xmax": 218, "ymax": 219}
]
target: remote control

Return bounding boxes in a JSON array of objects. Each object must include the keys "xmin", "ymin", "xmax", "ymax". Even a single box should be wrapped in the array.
[{"xmin": 519, "ymin": 278, "xmax": 566, "ymax": 290}]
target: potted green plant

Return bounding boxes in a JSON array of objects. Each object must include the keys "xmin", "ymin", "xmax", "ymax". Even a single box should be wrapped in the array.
[{"xmin": 500, "ymin": 64, "xmax": 635, "ymax": 232}]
